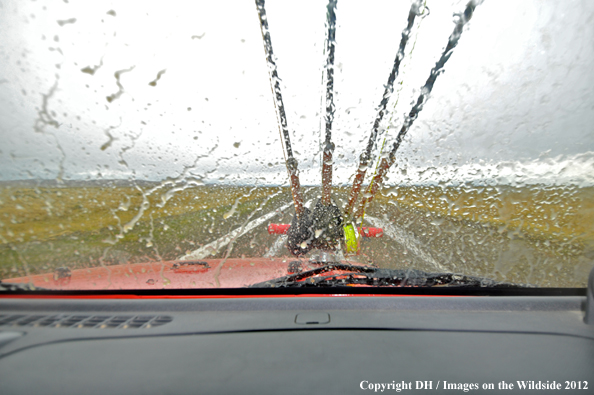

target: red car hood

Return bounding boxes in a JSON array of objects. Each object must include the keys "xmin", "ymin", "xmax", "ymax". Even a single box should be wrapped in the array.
[{"xmin": 3, "ymin": 258, "xmax": 369, "ymax": 290}]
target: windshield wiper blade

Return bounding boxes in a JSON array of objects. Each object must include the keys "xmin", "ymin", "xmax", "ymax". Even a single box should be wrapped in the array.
[{"xmin": 249, "ymin": 264, "xmax": 527, "ymax": 288}]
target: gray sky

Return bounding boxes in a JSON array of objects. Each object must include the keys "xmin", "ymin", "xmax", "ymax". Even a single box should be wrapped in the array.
[{"xmin": 1, "ymin": 0, "xmax": 593, "ymax": 186}]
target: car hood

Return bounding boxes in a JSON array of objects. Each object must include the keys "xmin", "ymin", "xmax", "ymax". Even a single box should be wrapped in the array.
[{"xmin": 2, "ymin": 258, "xmax": 371, "ymax": 290}]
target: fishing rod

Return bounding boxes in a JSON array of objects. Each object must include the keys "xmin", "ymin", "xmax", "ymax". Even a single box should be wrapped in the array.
[
  {"xmin": 343, "ymin": 0, "xmax": 424, "ymax": 220},
  {"xmin": 255, "ymin": 0, "xmax": 305, "ymax": 221},
  {"xmin": 354, "ymin": 0, "xmax": 480, "ymax": 220},
  {"xmin": 257, "ymin": 0, "xmax": 339, "ymax": 256},
  {"xmin": 320, "ymin": 0, "xmax": 338, "ymax": 207},
  {"xmin": 305, "ymin": 0, "xmax": 345, "ymax": 253},
  {"xmin": 256, "ymin": 0, "xmax": 343, "ymax": 256},
  {"xmin": 341, "ymin": 0, "xmax": 423, "ymax": 254}
]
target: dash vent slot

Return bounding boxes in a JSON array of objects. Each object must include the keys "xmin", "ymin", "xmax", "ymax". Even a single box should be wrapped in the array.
[{"xmin": 0, "ymin": 314, "xmax": 172, "ymax": 329}]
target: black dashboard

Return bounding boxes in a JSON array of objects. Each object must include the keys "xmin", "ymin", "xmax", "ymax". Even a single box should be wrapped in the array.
[{"xmin": 1, "ymin": 291, "xmax": 594, "ymax": 394}]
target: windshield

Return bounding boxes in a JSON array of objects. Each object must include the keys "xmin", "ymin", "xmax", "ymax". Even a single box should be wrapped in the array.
[{"xmin": 1, "ymin": 0, "xmax": 593, "ymax": 291}]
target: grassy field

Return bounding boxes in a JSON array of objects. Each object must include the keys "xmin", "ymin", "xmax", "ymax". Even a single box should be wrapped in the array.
[
  {"xmin": 370, "ymin": 185, "xmax": 594, "ymax": 287},
  {"xmin": 1, "ymin": 182, "xmax": 593, "ymax": 286},
  {"xmin": 0, "ymin": 183, "xmax": 290, "ymax": 278},
  {"xmin": 376, "ymin": 184, "xmax": 594, "ymax": 250}
]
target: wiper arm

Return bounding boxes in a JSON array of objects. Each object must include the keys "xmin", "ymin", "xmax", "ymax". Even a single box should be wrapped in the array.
[
  {"xmin": 250, "ymin": 263, "xmax": 373, "ymax": 288},
  {"xmin": 249, "ymin": 264, "xmax": 527, "ymax": 288}
]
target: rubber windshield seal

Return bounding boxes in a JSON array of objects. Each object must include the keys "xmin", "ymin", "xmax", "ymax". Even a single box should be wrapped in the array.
[{"xmin": 0, "ymin": 287, "xmax": 587, "ymax": 298}]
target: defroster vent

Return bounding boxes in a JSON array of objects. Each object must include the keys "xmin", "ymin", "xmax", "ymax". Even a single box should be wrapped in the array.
[{"xmin": 0, "ymin": 314, "xmax": 172, "ymax": 329}]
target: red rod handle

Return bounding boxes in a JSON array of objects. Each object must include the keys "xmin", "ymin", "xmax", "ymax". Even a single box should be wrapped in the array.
[
  {"xmin": 268, "ymin": 224, "xmax": 383, "ymax": 238},
  {"xmin": 358, "ymin": 227, "xmax": 383, "ymax": 238},
  {"xmin": 268, "ymin": 223, "xmax": 291, "ymax": 235}
]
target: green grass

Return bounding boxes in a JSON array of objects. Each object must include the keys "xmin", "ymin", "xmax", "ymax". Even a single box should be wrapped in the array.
[
  {"xmin": 1, "ymin": 183, "xmax": 593, "ymax": 285},
  {"xmin": 0, "ymin": 184, "xmax": 289, "ymax": 277},
  {"xmin": 376, "ymin": 184, "xmax": 594, "ymax": 252}
]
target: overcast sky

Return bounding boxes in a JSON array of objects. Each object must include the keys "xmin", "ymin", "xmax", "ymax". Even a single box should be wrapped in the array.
[{"xmin": 1, "ymin": 0, "xmax": 593, "ymax": 186}]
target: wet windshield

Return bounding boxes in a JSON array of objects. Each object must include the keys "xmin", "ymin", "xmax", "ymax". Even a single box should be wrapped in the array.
[{"xmin": 1, "ymin": 0, "xmax": 593, "ymax": 290}]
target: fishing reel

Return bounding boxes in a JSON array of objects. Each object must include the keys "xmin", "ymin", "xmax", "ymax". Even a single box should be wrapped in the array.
[
  {"xmin": 259, "ymin": 0, "xmax": 473, "ymax": 258},
  {"xmin": 285, "ymin": 199, "xmax": 344, "ymax": 256},
  {"xmin": 269, "ymin": 201, "xmax": 383, "ymax": 257}
]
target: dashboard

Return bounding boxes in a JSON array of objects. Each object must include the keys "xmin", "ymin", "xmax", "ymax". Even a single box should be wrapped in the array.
[{"xmin": 1, "ymin": 290, "xmax": 594, "ymax": 394}]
